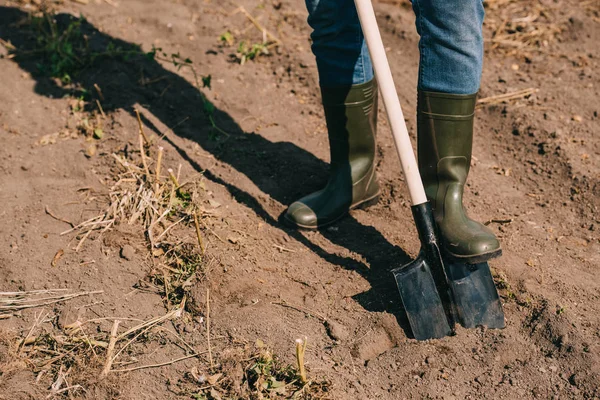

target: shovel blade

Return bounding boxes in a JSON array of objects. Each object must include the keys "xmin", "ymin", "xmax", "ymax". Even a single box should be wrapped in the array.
[
  {"xmin": 392, "ymin": 256, "xmax": 453, "ymax": 340},
  {"xmin": 444, "ymin": 261, "xmax": 505, "ymax": 329}
]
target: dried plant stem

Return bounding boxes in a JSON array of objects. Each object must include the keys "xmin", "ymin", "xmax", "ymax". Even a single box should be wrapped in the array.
[
  {"xmin": 139, "ymin": 134, "xmax": 151, "ymax": 180},
  {"xmin": 111, "ymin": 321, "xmax": 157, "ymax": 363},
  {"xmin": 155, "ymin": 216, "xmax": 185, "ymax": 241},
  {"xmin": 477, "ymin": 88, "xmax": 538, "ymax": 107},
  {"xmin": 155, "ymin": 146, "xmax": 164, "ymax": 194},
  {"xmin": 45, "ymin": 205, "xmax": 73, "ymax": 227},
  {"xmin": 236, "ymin": 6, "xmax": 281, "ymax": 45},
  {"xmin": 111, "ymin": 352, "xmax": 205, "ymax": 373},
  {"xmin": 93, "ymin": 83, "xmax": 104, "ymax": 100},
  {"xmin": 117, "ymin": 301, "xmax": 184, "ymax": 340},
  {"xmin": 60, "ymin": 215, "xmax": 103, "ymax": 236},
  {"xmin": 101, "ymin": 320, "xmax": 121, "ymax": 377},
  {"xmin": 206, "ymin": 288, "xmax": 213, "ymax": 368},
  {"xmin": 75, "ymin": 228, "xmax": 94, "ymax": 252},
  {"xmin": 96, "ymin": 100, "xmax": 107, "ymax": 119},
  {"xmin": 167, "ymin": 168, "xmax": 180, "ymax": 187},
  {"xmin": 0, "ymin": 37, "xmax": 16, "ymax": 51},
  {"xmin": 295, "ymin": 337, "xmax": 307, "ymax": 384},
  {"xmin": 46, "ymin": 384, "xmax": 83, "ymax": 399},
  {"xmin": 271, "ymin": 301, "xmax": 327, "ymax": 322},
  {"xmin": 193, "ymin": 212, "xmax": 206, "ymax": 255},
  {"xmin": 134, "ymin": 109, "xmax": 151, "ymax": 145},
  {"xmin": 0, "ymin": 290, "xmax": 103, "ymax": 313},
  {"xmin": 19, "ymin": 310, "xmax": 48, "ymax": 353}
]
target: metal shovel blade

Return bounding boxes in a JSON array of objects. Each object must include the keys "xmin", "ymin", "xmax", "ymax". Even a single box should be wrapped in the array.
[
  {"xmin": 444, "ymin": 261, "xmax": 505, "ymax": 329},
  {"xmin": 391, "ymin": 203, "xmax": 454, "ymax": 340},
  {"xmin": 392, "ymin": 256, "xmax": 453, "ymax": 340}
]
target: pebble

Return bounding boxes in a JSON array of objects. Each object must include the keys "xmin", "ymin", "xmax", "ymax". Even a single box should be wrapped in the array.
[
  {"xmin": 549, "ymin": 365, "xmax": 558, "ymax": 372},
  {"xmin": 120, "ymin": 244, "xmax": 135, "ymax": 260}
]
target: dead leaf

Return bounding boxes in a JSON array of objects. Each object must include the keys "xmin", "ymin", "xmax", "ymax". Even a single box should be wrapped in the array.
[
  {"xmin": 51, "ymin": 249, "xmax": 64, "ymax": 267},
  {"xmin": 207, "ymin": 373, "xmax": 223, "ymax": 385},
  {"xmin": 85, "ymin": 144, "xmax": 97, "ymax": 158},
  {"xmin": 526, "ymin": 259, "xmax": 535, "ymax": 267}
]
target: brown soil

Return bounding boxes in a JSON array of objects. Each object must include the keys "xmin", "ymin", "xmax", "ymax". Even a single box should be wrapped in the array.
[{"xmin": 0, "ymin": 0, "xmax": 599, "ymax": 399}]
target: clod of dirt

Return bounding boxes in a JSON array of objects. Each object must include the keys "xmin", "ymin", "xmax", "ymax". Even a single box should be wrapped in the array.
[
  {"xmin": 351, "ymin": 328, "xmax": 395, "ymax": 362},
  {"xmin": 187, "ymin": 282, "xmax": 208, "ymax": 316},
  {"xmin": 324, "ymin": 320, "xmax": 348, "ymax": 342},
  {"xmin": 350, "ymin": 314, "xmax": 404, "ymax": 362},
  {"xmin": 120, "ymin": 245, "xmax": 135, "ymax": 261},
  {"xmin": 57, "ymin": 304, "xmax": 80, "ymax": 330}
]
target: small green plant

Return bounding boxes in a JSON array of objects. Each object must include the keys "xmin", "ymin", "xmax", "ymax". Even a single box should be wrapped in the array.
[
  {"xmin": 24, "ymin": 13, "xmax": 145, "ymax": 83},
  {"xmin": 150, "ymin": 46, "xmax": 226, "ymax": 139},
  {"xmin": 201, "ymin": 75, "xmax": 212, "ymax": 89},
  {"xmin": 20, "ymin": 12, "xmax": 225, "ymax": 138},
  {"xmin": 219, "ymin": 31, "xmax": 234, "ymax": 46},
  {"xmin": 182, "ymin": 340, "xmax": 331, "ymax": 399},
  {"xmin": 30, "ymin": 13, "xmax": 86, "ymax": 83},
  {"xmin": 237, "ymin": 41, "xmax": 269, "ymax": 65}
]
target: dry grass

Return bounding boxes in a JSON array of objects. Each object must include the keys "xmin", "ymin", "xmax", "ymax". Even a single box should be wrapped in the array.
[
  {"xmin": 0, "ymin": 302, "xmax": 195, "ymax": 396},
  {"xmin": 0, "ymin": 290, "xmax": 102, "ymax": 316},
  {"xmin": 484, "ymin": 0, "xmax": 566, "ymax": 55}
]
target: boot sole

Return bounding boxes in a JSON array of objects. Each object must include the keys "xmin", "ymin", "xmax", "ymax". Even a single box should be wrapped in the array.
[
  {"xmin": 283, "ymin": 192, "xmax": 381, "ymax": 230},
  {"xmin": 442, "ymin": 248, "xmax": 503, "ymax": 265}
]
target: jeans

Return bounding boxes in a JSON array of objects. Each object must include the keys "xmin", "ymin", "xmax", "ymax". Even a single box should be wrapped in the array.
[{"xmin": 305, "ymin": 0, "xmax": 485, "ymax": 94}]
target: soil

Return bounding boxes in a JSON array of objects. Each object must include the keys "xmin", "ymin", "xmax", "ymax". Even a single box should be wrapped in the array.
[{"xmin": 0, "ymin": 0, "xmax": 599, "ymax": 399}]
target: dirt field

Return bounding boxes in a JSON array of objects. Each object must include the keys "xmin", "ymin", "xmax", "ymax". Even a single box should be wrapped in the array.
[{"xmin": 0, "ymin": 0, "xmax": 598, "ymax": 398}]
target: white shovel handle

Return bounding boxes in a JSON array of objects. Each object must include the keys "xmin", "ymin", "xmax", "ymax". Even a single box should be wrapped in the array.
[{"xmin": 354, "ymin": 0, "xmax": 427, "ymax": 206}]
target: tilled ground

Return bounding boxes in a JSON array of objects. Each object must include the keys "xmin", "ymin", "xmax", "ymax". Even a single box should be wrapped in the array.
[{"xmin": 0, "ymin": 0, "xmax": 598, "ymax": 399}]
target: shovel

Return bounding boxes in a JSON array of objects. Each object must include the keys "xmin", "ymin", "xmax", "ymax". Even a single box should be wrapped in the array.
[{"xmin": 354, "ymin": 0, "xmax": 505, "ymax": 340}]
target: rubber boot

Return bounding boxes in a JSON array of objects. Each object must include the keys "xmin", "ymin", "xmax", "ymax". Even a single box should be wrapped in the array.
[
  {"xmin": 284, "ymin": 80, "xmax": 380, "ymax": 229},
  {"xmin": 417, "ymin": 91, "xmax": 501, "ymax": 263}
]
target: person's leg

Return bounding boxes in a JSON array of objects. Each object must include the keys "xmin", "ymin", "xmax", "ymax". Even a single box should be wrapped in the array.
[
  {"xmin": 284, "ymin": 0, "xmax": 379, "ymax": 229},
  {"xmin": 305, "ymin": 0, "xmax": 373, "ymax": 86},
  {"xmin": 412, "ymin": 0, "xmax": 484, "ymax": 94},
  {"xmin": 413, "ymin": 0, "xmax": 501, "ymax": 262}
]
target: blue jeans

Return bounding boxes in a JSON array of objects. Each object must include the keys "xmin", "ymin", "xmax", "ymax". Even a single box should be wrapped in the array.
[{"xmin": 305, "ymin": 0, "xmax": 484, "ymax": 94}]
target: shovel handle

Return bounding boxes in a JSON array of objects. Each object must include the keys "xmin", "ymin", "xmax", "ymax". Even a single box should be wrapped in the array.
[{"xmin": 354, "ymin": 0, "xmax": 427, "ymax": 206}]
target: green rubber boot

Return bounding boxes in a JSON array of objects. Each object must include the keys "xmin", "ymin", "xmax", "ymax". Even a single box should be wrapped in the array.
[
  {"xmin": 284, "ymin": 80, "xmax": 380, "ymax": 229},
  {"xmin": 418, "ymin": 91, "xmax": 501, "ymax": 263}
]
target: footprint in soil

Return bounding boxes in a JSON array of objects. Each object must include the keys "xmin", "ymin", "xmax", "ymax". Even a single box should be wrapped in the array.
[{"xmin": 0, "ymin": 6, "xmax": 413, "ymax": 336}]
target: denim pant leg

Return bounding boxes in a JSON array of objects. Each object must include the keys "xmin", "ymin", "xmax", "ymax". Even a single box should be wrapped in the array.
[
  {"xmin": 412, "ymin": 0, "xmax": 485, "ymax": 94},
  {"xmin": 305, "ymin": 0, "xmax": 374, "ymax": 87}
]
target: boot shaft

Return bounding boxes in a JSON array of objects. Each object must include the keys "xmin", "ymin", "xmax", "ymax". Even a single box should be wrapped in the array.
[
  {"xmin": 417, "ymin": 91, "xmax": 477, "ymax": 208},
  {"xmin": 321, "ymin": 80, "xmax": 378, "ymax": 181}
]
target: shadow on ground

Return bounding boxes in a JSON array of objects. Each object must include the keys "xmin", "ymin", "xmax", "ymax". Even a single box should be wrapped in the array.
[{"xmin": 0, "ymin": 6, "xmax": 414, "ymax": 336}]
